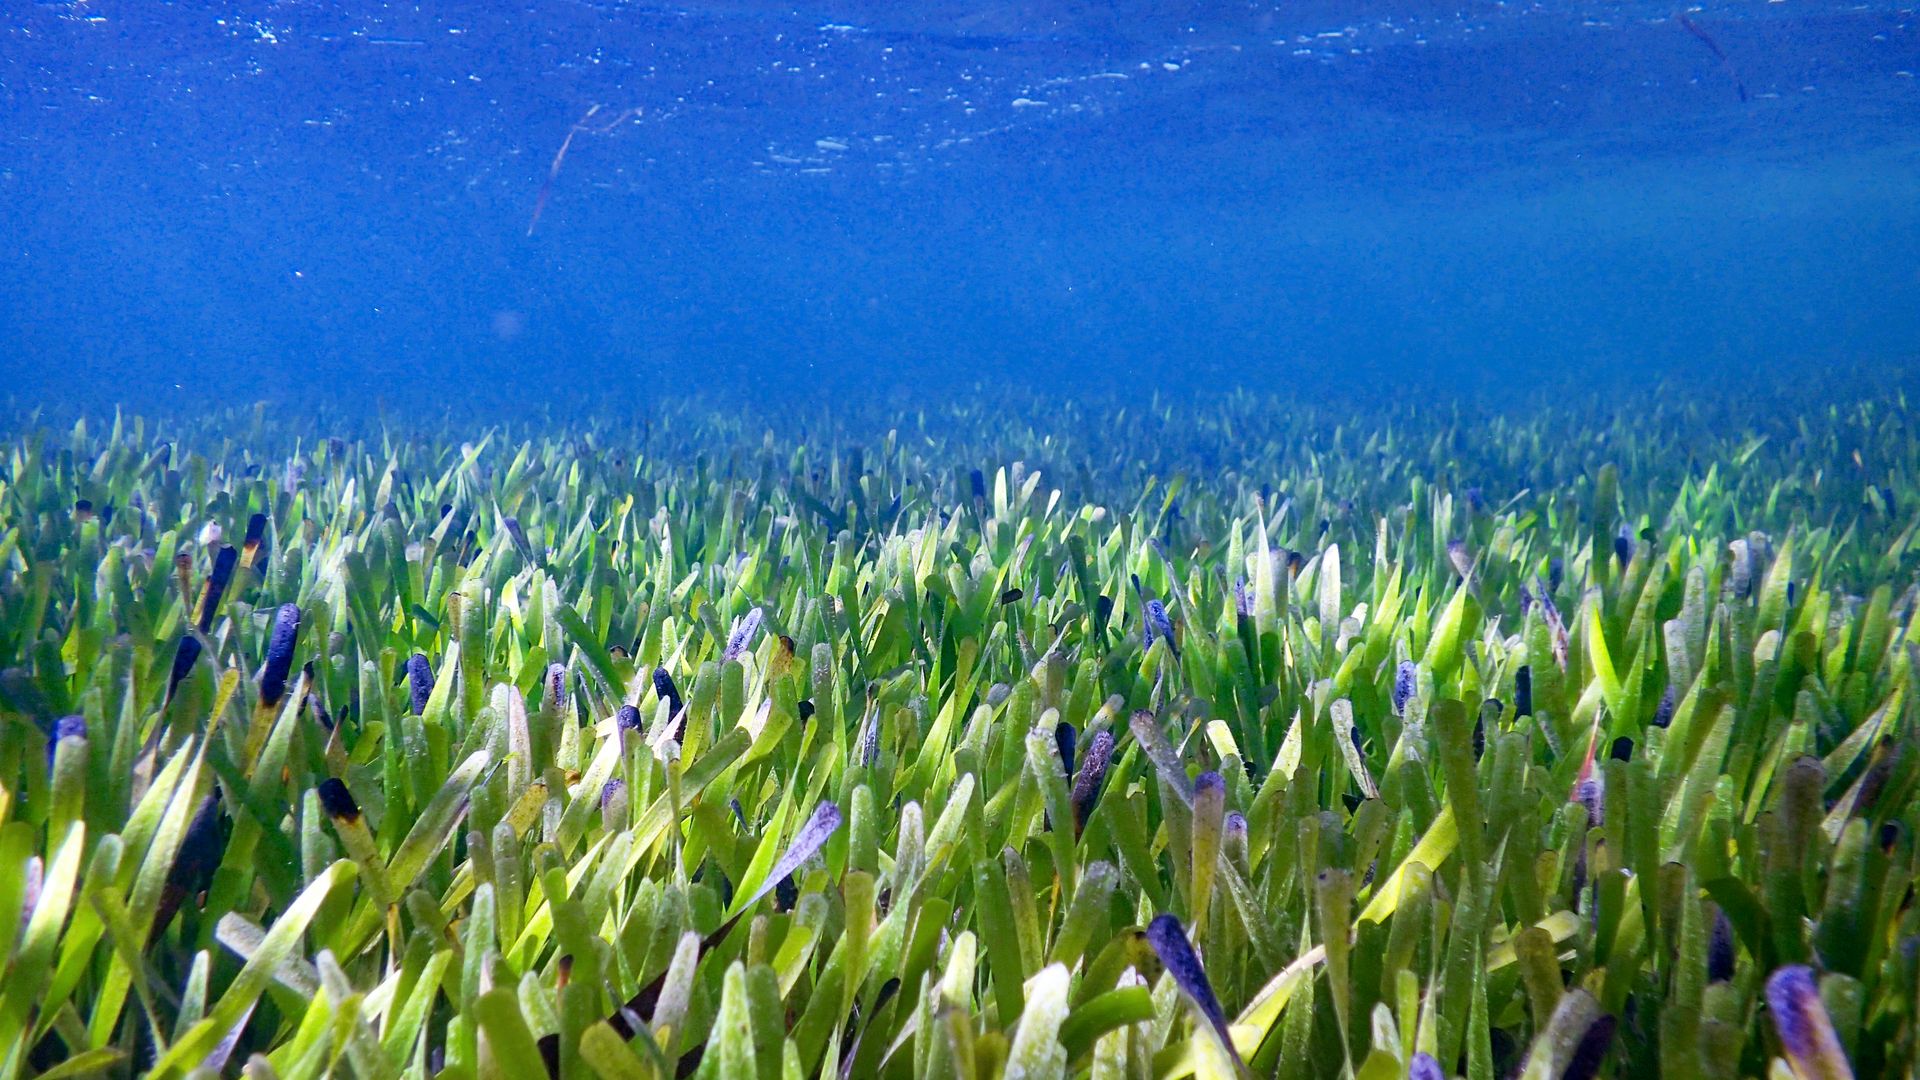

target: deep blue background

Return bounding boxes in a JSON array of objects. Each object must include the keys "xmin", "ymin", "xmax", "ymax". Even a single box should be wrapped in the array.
[{"xmin": 3, "ymin": 1, "xmax": 1917, "ymax": 417}]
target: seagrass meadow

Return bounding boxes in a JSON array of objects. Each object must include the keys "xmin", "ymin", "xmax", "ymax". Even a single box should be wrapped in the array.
[{"xmin": 2, "ymin": 388, "xmax": 1919, "ymax": 1080}]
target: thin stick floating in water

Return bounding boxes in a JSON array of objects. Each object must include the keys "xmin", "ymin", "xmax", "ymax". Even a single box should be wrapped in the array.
[
  {"xmin": 527, "ymin": 103, "xmax": 641, "ymax": 237},
  {"xmin": 1678, "ymin": 14, "xmax": 1750, "ymax": 103}
]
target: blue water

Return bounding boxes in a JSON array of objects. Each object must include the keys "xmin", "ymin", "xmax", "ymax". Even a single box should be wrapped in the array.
[{"xmin": 4, "ymin": 1, "xmax": 1918, "ymax": 414}]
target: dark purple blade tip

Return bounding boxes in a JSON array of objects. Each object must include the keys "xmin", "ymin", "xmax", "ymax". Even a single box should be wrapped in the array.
[
  {"xmin": 167, "ymin": 635, "xmax": 204, "ymax": 699},
  {"xmin": 1393, "ymin": 660, "xmax": 1417, "ymax": 715},
  {"xmin": 1562, "ymin": 1014, "xmax": 1617, "ymax": 1080},
  {"xmin": 652, "ymin": 668, "xmax": 683, "ymax": 716},
  {"xmin": 406, "ymin": 653, "xmax": 435, "ymax": 715},
  {"xmin": 1053, "ymin": 721, "xmax": 1076, "ymax": 778},
  {"xmin": 1708, "ymin": 907, "xmax": 1736, "ymax": 982},
  {"xmin": 1766, "ymin": 965, "xmax": 1846, "ymax": 1073},
  {"xmin": 317, "ymin": 777, "xmax": 361, "ymax": 821},
  {"xmin": 1145, "ymin": 914, "xmax": 1233, "ymax": 1054},
  {"xmin": 742, "ymin": 801, "xmax": 844, "ymax": 914},
  {"xmin": 259, "ymin": 603, "xmax": 303, "ymax": 708},
  {"xmin": 168, "ymin": 793, "xmax": 227, "ymax": 890},
  {"xmin": 199, "ymin": 545, "xmax": 239, "ymax": 631},
  {"xmin": 1071, "ymin": 729, "xmax": 1114, "ymax": 832}
]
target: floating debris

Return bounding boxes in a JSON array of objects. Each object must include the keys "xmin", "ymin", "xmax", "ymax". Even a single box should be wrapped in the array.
[{"xmin": 527, "ymin": 103, "xmax": 641, "ymax": 236}]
